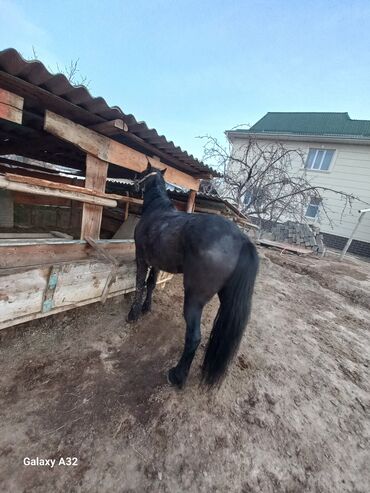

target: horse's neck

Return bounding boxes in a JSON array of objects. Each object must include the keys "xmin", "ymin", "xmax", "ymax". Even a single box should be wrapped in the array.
[{"xmin": 142, "ymin": 184, "xmax": 173, "ymax": 214}]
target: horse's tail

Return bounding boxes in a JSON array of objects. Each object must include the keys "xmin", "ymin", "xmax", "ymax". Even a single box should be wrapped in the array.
[{"xmin": 201, "ymin": 240, "xmax": 259, "ymax": 387}]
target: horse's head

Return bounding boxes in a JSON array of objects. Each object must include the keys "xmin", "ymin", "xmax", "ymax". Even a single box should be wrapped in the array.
[{"xmin": 134, "ymin": 160, "xmax": 167, "ymax": 192}]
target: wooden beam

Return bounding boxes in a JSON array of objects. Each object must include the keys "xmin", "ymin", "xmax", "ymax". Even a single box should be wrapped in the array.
[
  {"xmin": 0, "ymin": 70, "xmax": 99, "ymax": 126},
  {"xmin": 0, "ymin": 88, "xmax": 24, "ymax": 124},
  {"xmin": 4, "ymin": 172, "xmax": 146, "ymax": 208},
  {"xmin": 256, "ymin": 238, "xmax": 311, "ymax": 255},
  {"xmin": 0, "ymin": 72, "xmax": 212, "ymax": 180},
  {"xmin": 0, "ymin": 156, "xmax": 82, "ymax": 177},
  {"xmin": 233, "ymin": 217, "xmax": 259, "ymax": 230},
  {"xmin": 0, "ymin": 88, "xmax": 24, "ymax": 110},
  {"xmin": 0, "ymin": 162, "xmax": 77, "ymax": 183},
  {"xmin": 186, "ymin": 190, "xmax": 196, "ymax": 213},
  {"xmin": 7, "ymin": 150, "xmax": 83, "ymax": 171},
  {"xmin": 0, "ymin": 238, "xmax": 72, "ymax": 244},
  {"xmin": 80, "ymin": 155, "xmax": 108, "ymax": 240},
  {"xmin": 0, "ymin": 233, "xmax": 54, "ymax": 239},
  {"xmin": 88, "ymin": 119, "xmax": 128, "ymax": 135},
  {"xmin": 44, "ymin": 111, "xmax": 200, "ymax": 191},
  {"xmin": 120, "ymin": 131, "xmax": 212, "ymax": 179},
  {"xmin": 50, "ymin": 231, "xmax": 74, "ymax": 239},
  {"xmin": 0, "ymin": 176, "xmax": 117, "ymax": 208},
  {"xmin": 117, "ymin": 195, "xmax": 143, "ymax": 206},
  {"xmin": 6, "ymin": 166, "xmax": 74, "ymax": 205},
  {"xmin": 5, "ymin": 172, "xmax": 117, "ymax": 201},
  {"xmin": 0, "ymin": 240, "xmax": 136, "ymax": 269},
  {"xmin": 0, "ymin": 232, "xmax": 72, "ymax": 240},
  {"xmin": 0, "ymin": 102, "xmax": 22, "ymax": 124},
  {"xmin": 13, "ymin": 191, "xmax": 71, "ymax": 207}
]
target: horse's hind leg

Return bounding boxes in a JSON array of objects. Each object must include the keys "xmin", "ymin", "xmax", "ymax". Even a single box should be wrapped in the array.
[
  {"xmin": 168, "ymin": 293, "xmax": 203, "ymax": 388},
  {"xmin": 142, "ymin": 267, "xmax": 159, "ymax": 314}
]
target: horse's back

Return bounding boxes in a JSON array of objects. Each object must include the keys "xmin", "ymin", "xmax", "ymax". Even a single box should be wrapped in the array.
[
  {"xmin": 184, "ymin": 212, "xmax": 244, "ymax": 242},
  {"xmin": 181, "ymin": 213, "xmax": 252, "ymax": 297},
  {"xmin": 137, "ymin": 209, "xmax": 253, "ymax": 288}
]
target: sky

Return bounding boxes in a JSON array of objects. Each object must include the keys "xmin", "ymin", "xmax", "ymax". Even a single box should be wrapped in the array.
[{"xmin": 1, "ymin": 0, "xmax": 370, "ymax": 161}]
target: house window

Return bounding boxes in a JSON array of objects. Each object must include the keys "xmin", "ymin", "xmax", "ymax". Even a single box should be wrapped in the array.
[
  {"xmin": 305, "ymin": 148, "xmax": 334, "ymax": 171},
  {"xmin": 305, "ymin": 197, "xmax": 321, "ymax": 219}
]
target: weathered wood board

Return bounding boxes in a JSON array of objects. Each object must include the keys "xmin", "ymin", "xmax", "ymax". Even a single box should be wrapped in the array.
[
  {"xmin": 0, "ymin": 239, "xmax": 136, "ymax": 269},
  {"xmin": 52, "ymin": 260, "xmax": 137, "ymax": 306},
  {"xmin": 0, "ymin": 239, "xmax": 172, "ymax": 330},
  {"xmin": 0, "ymin": 88, "xmax": 24, "ymax": 124},
  {"xmin": 256, "ymin": 238, "xmax": 313, "ymax": 255},
  {"xmin": 44, "ymin": 111, "xmax": 201, "ymax": 191},
  {"xmin": 0, "ymin": 259, "xmax": 172, "ymax": 330},
  {"xmin": 0, "ymin": 267, "xmax": 48, "ymax": 323}
]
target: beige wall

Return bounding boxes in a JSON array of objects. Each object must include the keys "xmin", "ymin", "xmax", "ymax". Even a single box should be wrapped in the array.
[{"xmin": 229, "ymin": 137, "xmax": 370, "ymax": 243}]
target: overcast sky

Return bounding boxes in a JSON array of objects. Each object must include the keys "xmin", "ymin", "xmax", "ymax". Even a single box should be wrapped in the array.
[{"xmin": 1, "ymin": 0, "xmax": 369, "ymax": 160}]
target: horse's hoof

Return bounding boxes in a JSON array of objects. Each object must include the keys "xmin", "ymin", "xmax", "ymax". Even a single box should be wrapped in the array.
[
  {"xmin": 141, "ymin": 303, "xmax": 151, "ymax": 314},
  {"xmin": 126, "ymin": 310, "xmax": 139, "ymax": 323},
  {"xmin": 167, "ymin": 367, "xmax": 184, "ymax": 389}
]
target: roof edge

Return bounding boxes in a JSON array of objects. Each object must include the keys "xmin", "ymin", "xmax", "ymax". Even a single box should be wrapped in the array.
[
  {"xmin": 0, "ymin": 47, "xmax": 220, "ymax": 178},
  {"xmin": 226, "ymin": 130, "xmax": 370, "ymax": 145}
]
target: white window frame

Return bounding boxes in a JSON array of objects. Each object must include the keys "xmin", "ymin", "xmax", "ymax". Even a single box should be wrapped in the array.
[
  {"xmin": 305, "ymin": 198, "xmax": 321, "ymax": 220},
  {"xmin": 305, "ymin": 148, "xmax": 335, "ymax": 172}
]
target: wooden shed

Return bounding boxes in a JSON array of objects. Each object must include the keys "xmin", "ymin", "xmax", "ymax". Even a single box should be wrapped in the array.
[{"xmin": 0, "ymin": 48, "xmax": 218, "ymax": 330}]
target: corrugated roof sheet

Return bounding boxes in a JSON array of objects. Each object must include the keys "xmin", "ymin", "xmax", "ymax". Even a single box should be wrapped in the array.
[
  {"xmin": 228, "ymin": 112, "xmax": 370, "ymax": 139},
  {"xmin": 0, "ymin": 48, "xmax": 218, "ymax": 177}
]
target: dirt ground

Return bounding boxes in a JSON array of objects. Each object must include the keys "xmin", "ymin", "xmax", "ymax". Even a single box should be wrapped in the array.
[{"xmin": 0, "ymin": 247, "xmax": 369, "ymax": 492}]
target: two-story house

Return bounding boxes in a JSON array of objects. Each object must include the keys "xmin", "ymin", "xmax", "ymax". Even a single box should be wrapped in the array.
[{"xmin": 226, "ymin": 112, "xmax": 370, "ymax": 257}]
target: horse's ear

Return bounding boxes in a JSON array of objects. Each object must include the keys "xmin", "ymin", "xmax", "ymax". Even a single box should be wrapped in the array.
[{"xmin": 160, "ymin": 168, "xmax": 167, "ymax": 176}]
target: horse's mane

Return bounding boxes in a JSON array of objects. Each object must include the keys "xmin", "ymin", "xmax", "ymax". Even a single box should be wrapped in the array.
[{"xmin": 142, "ymin": 174, "xmax": 174, "ymax": 214}]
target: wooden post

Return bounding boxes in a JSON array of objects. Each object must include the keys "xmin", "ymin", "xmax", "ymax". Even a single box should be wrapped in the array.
[
  {"xmin": 124, "ymin": 202, "xmax": 129, "ymax": 221},
  {"xmin": 80, "ymin": 155, "xmax": 108, "ymax": 240},
  {"xmin": 186, "ymin": 190, "xmax": 196, "ymax": 213}
]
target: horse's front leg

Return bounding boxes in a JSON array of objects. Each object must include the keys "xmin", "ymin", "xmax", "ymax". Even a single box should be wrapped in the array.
[
  {"xmin": 142, "ymin": 267, "xmax": 159, "ymax": 314},
  {"xmin": 127, "ymin": 254, "xmax": 149, "ymax": 322}
]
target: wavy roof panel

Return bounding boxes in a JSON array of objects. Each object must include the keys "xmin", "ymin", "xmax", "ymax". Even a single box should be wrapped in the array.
[{"xmin": 0, "ymin": 48, "xmax": 218, "ymax": 177}]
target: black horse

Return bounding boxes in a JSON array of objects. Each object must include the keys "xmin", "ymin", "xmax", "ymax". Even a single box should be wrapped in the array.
[{"xmin": 127, "ymin": 163, "xmax": 259, "ymax": 388}]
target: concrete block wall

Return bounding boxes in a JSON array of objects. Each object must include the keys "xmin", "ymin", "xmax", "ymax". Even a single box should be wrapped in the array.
[{"xmin": 271, "ymin": 221, "xmax": 325, "ymax": 253}]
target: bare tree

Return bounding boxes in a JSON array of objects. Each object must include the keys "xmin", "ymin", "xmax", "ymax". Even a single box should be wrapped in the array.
[
  {"xmin": 55, "ymin": 59, "xmax": 91, "ymax": 87},
  {"xmin": 200, "ymin": 132, "xmax": 367, "ymax": 229},
  {"xmin": 28, "ymin": 47, "xmax": 90, "ymax": 88}
]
